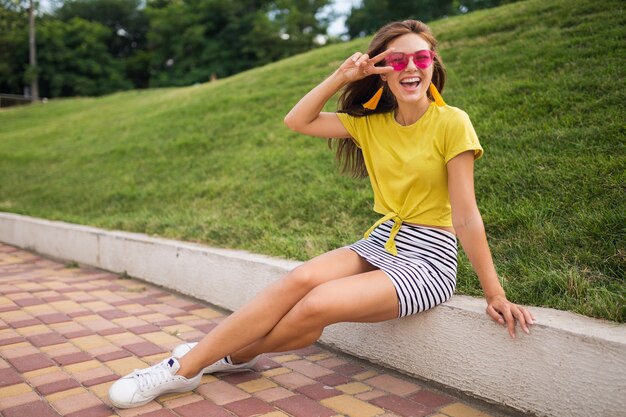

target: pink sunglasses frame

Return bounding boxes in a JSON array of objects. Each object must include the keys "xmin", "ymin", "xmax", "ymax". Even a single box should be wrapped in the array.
[{"xmin": 385, "ymin": 50, "xmax": 436, "ymax": 71}]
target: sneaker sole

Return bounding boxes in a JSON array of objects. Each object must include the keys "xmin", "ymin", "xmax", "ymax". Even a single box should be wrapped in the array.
[
  {"xmin": 110, "ymin": 397, "xmax": 153, "ymax": 409},
  {"xmin": 110, "ymin": 386, "xmax": 194, "ymax": 409}
]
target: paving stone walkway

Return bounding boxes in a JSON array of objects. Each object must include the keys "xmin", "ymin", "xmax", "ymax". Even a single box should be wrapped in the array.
[{"xmin": 0, "ymin": 243, "xmax": 518, "ymax": 417}]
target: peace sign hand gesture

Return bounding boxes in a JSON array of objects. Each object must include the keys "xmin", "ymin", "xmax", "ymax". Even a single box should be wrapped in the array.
[{"xmin": 337, "ymin": 48, "xmax": 395, "ymax": 83}]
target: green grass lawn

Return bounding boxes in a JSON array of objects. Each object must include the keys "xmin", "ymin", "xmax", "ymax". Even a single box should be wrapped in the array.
[{"xmin": 1, "ymin": 0, "xmax": 624, "ymax": 322}]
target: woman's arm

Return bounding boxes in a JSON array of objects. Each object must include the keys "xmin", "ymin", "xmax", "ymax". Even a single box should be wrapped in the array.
[
  {"xmin": 284, "ymin": 50, "xmax": 394, "ymax": 138},
  {"xmin": 283, "ymin": 69, "xmax": 350, "ymax": 138},
  {"xmin": 447, "ymin": 151, "xmax": 535, "ymax": 338}
]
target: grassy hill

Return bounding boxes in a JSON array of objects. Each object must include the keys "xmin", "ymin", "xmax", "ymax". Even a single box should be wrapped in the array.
[{"xmin": 1, "ymin": 0, "xmax": 624, "ymax": 322}]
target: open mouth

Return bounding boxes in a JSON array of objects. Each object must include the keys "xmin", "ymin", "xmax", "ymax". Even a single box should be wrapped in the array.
[{"xmin": 400, "ymin": 77, "xmax": 421, "ymax": 90}]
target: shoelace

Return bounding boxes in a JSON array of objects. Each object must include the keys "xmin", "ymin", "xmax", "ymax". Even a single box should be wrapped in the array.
[{"xmin": 132, "ymin": 361, "xmax": 172, "ymax": 391}]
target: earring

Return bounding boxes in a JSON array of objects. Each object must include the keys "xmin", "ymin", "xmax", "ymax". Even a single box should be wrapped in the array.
[
  {"xmin": 429, "ymin": 83, "xmax": 446, "ymax": 106},
  {"xmin": 362, "ymin": 86, "xmax": 384, "ymax": 110}
]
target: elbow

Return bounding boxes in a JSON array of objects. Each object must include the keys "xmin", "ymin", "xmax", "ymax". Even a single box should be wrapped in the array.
[
  {"xmin": 283, "ymin": 111, "xmax": 302, "ymax": 132},
  {"xmin": 452, "ymin": 217, "xmax": 469, "ymax": 235},
  {"xmin": 452, "ymin": 211, "xmax": 483, "ymax": 235},
  {"xmin": 451, "ymin": 208, "xmax": 466, "ymax": 232},
  {"xmin": 452, "ymin": 211, "xmax": 468, "ymax": 229},
  {"xmin": 283, "ymin": 114, "xmax": 296, "ymax": 131}
]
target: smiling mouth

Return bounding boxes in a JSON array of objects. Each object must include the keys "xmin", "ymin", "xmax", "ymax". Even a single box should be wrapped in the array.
[{"xmin": 400, "ymin": 77, "xmax": 421, "ymax": 89}]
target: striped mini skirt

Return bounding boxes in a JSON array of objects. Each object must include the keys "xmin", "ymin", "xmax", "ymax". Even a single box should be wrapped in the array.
[{"xmin": 349, "ymin": 220, "xmax": 458, "ymax": 318}]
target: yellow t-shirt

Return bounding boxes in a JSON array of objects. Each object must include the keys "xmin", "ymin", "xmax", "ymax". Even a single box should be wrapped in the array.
[{"xmin": 336, "ymin": 102, "xmax": 483, "ymax": 255}]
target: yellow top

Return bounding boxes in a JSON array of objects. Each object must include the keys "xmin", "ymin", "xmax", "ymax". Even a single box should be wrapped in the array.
[{"xmin": 337, "ymin": 103, "xmax": 483, "ymax": 255}]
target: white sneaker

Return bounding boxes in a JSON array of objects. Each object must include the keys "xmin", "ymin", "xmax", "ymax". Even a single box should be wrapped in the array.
[
  {"xmin": 172, "ymin": 342, "xmax": 260, "ymax": 374},
  {"xmin": 108, "ymin": 357, "xmax": 201, "ymax": 409}
]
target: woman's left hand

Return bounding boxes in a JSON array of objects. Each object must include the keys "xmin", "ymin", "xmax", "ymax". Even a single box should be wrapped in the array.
[{"xmin": 486, "ymin": 295, "xmax": 535, "ymax": 338}]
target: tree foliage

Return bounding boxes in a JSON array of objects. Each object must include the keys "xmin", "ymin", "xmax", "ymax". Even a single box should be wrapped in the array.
[
  {"xmin": 1, "ymin": 0, "xmax": 330, "ymax": 96},
  {"xmin": 56, "ymin": 0, "xmax": 148, "ymax": 59},
  {"xmin": 36, "ymin": 17, "xmax": 132, "ymax": 96},
  {"xmin": 56, "ymin": 0, "xmax": 150, "ymax": 87},
  {"xmin": 0, "ymin": 6, "xmax": 28, "ymax": 94},
  {"xmin": 1, "ymin": 0, "xmax": 516, "ymax": 98},
  {"xmin": 146, "ymin": 0, "xmax": 329, "ymax": 87},
  {"xmin": 346, "ymin": 0, "xmax": 520, "ymax": 38}
]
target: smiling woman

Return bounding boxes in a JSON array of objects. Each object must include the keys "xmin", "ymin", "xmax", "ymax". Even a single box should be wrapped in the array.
[{"xmin": 107, "ymin": 18, "xmax": 535, "ymax": 410}]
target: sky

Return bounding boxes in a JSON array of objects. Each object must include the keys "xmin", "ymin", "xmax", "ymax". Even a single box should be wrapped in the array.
[{"xmin": 324, "ymin": 0, "xmax": 362, "ymax": 36}]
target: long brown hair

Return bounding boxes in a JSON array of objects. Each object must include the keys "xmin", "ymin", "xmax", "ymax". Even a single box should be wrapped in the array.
[{"xmin": 330, "ymin": 20, "xmax": 447, "ymax": 178}]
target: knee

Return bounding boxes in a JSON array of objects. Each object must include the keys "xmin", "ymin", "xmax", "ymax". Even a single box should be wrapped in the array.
[
  {"xmin": 280, "ymin": 264, "xmax": 318, "ymax": 293},
  {"xmin": 292, "ymin": 290, "xmax": 330, "ymax": 324}
]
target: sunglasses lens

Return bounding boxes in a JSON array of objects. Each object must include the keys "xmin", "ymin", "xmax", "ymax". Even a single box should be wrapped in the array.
[
  {"xmin": 414, "ymin": 51, "xmax": 433, "ymax": 69},
  {"xmin": 386, "ymin": 53, "xmax": 408, "ymax": 71}
]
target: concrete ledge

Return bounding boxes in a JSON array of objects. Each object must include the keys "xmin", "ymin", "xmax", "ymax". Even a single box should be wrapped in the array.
[{"xmin": 1, "ymin": 212, "xmax": 624, "ymax": 417}]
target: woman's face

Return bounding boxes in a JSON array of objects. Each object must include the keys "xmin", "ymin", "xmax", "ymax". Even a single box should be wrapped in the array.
[{"xmin": 382, "ymin": 33, "xmax": 434, "ymax": 108}]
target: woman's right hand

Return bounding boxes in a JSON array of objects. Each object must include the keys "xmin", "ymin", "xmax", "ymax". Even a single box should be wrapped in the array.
[
  {"xmin": 337, "ymin": 49, "xmax": 395, "ymax": 83},
  {"xmin": 284, "ymin": 49, "xmax": 395, "ymax": 138}
]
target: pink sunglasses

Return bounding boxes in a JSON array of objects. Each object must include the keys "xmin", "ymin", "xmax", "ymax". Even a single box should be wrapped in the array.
[{"xmin": 385, "ymin": 50, "xmax": 436, "ymax": 71}]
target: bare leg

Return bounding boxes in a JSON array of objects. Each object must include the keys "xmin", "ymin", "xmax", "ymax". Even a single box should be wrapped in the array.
[
  {"xmin": 231, "ymin": 270, "xmax": 398, "ymax": 363},
  {"xmin": 176, "ymin": 248, "xmax": 377, "ymax": 377}
]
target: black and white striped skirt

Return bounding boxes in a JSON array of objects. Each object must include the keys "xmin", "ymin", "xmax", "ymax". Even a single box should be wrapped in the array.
[{"xmin": 349, "ymin": 220, "xmax": 458, "ymax": 317}]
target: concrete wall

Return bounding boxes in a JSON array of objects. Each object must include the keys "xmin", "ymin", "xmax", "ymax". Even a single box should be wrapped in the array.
[{"xmin": 1, "ymin": 212, "xmax": 624, "ymax": 417}]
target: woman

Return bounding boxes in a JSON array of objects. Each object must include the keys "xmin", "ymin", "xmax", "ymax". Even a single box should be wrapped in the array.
[{"xmin": 108, "ymin": 20, "xmax": 534, "ymax": 409}]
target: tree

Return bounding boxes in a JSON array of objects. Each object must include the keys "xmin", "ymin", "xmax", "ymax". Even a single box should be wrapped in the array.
[
  {"xmin": 0, "ymin": 0, "xmax": 39, "ymax": 98},
  {"xmin": 146, "ymin": 0, "xmax": 330, "ymax": 87},
  {"xmin": 269, "ymin": 0, "xmax": 331, "ymax": 55},
  {"xmin": 55, "ymin": 0, "xmax": 150, "ymax": 88},
  {"xmin": 346, "ymin": 0, "xmax": 454, "ymax": 38},
  {"xmin": 36, "ymin": 17, "xmax": 132, "ymax": 97},
  {"xmin": 1, "ymin": 0, "xmax": 333, "ymax": 96},
  {"xmin": 0, "ymin": 6, "xmax": 28, "ymax": 95},
  {"xmin": 345, "ymin": 0, "xmax": 519, "ymax": 38},
  {"xmin": 28, "ymin": 0, "xmax": 38, "ymax": 100}
]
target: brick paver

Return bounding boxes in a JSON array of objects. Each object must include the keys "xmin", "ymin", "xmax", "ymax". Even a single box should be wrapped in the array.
[{"xmin": 0, "ymin": 243, "xmax": 519, "ymax": 416}]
